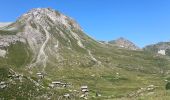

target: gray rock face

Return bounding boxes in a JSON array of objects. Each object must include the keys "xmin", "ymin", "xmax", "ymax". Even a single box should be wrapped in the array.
[
  {"xmin": 18, "ymin": 8, "xmax": 82, "ymax": 31},
  {"xmin": 0, "ymin": 35, "xmax": 25, "ymax": 47},
  {"xmin": 0, "ymin": 35, "xmax": 26, "ymax": 57}
]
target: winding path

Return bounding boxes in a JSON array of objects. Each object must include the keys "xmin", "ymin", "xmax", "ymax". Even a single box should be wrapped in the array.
[{"xmin": 87, "ymin": 50, "xmax": 101, "ymax": 64}]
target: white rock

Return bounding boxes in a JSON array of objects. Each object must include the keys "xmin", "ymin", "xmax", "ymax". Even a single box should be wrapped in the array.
[
  {"xmin": 0, "ymin": 49, "xmax": 6, "ymax": 57},
  {"xmin": 158, "ymin": 50, "xmax": 166, "ymax": 55}
]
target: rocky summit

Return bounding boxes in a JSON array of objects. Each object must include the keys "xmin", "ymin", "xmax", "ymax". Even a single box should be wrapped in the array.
[
  {"xmin": 108, "ymin": 37, "xmax": 140, "ymax": 50},
  {"xmin": 0, "ymin": 8, "xmax": 170, "ymax": 100}
]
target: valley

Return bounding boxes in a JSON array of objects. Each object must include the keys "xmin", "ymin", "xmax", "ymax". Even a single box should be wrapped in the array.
[{"xmin": 0, "ymin": 8, "xmax": 170, "ymax": 100}]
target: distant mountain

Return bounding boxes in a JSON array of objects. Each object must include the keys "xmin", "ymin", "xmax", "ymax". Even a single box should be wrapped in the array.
[
  {"xmin": 108, "ymin": 37, "xmax": 140, "ymax": 50},
  {"xmin": 0, "ymin": 22, "xmax": 11, "ymax": 28},
  {"xmin": 144, "ymin": 42, "xmax": 170, "ymax": 56}
]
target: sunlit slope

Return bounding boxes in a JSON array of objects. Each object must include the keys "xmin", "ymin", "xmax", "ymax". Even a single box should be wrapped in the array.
[{"xmin": 0, "ymin": 8, "xmax": 170, "ymax": 99}]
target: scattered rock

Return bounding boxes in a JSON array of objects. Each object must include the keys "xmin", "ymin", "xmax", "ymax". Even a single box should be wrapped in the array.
[{"xmin": 0, "ymin": 49, "xmax": 6, "ymax": 57}]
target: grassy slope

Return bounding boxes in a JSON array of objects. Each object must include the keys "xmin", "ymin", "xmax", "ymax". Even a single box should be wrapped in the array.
[
  {"xmin": 41, "ymin": 44, "xmax": 170, "ymax": 99},
  {"xmin": 0, "ymin": 42, "xmax": 44, "ymax": 99},
  {"xmin": 0, "ymin": 31, "xmax": 170, "ymax": 99},
  {"xmin": 0, "ymin": 42, "xmax": 32, "ymax": 68}
]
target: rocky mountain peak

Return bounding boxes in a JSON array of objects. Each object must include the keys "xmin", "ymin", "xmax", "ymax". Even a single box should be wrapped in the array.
[
  {"xmin": 109, "ymin": 37, "xmax": 140, "ymax": 50},
  {"xmin": 116, "ymin": 37, "xmax": 129, "ymax": 42},
  {"xmin": 17, "ymin": 8, "xmax": 82, "ymax": 31}
]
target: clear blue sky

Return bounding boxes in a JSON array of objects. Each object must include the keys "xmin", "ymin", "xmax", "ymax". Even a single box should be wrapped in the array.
[{"xmin": 0, "ymin": 0, "xmax": 170, "ymax": 47}]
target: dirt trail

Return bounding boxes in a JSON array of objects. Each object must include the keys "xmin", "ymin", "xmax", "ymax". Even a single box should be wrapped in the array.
[{"xmin": 87, "ymin": 50, "xmax": 101, "ymax": 64}]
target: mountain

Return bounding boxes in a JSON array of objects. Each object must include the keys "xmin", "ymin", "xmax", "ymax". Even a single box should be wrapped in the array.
[
  {"xmin": 0, "ymin": 22, "xmax": 11, "ymax": 28},
  {"xmin": 108, "ymin": 37, "xmax": 140, "ymax": 50},
  {"xmin": 0, "ymin": 8, "xmax": 102, "ymax": 70},
  {"xmin": 144, "ymin": 42, "xmax": 170, "ymax": 56},
  {"xmin": 0, "ymin": 8, "xmax": 170, "ymax": 99}
]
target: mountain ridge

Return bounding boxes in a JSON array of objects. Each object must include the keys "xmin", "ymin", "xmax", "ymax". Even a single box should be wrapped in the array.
[{"xmin": 99, "ymin": 37, "xmax": 140, "ymax": 50}]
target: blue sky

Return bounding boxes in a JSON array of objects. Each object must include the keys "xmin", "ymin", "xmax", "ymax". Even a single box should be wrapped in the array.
[{"xmin": 0, "ymin": 0, "xmax": 170, "ymax": 47}]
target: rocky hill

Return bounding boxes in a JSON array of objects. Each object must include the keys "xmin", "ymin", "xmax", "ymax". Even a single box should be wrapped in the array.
[
  {"xmin": 108, "ymin": 37, "xmax": 140, "ymax": 50},
  {"xmin": 144, "ymin": 42, "xmax": 170, "ymax": 56}
]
